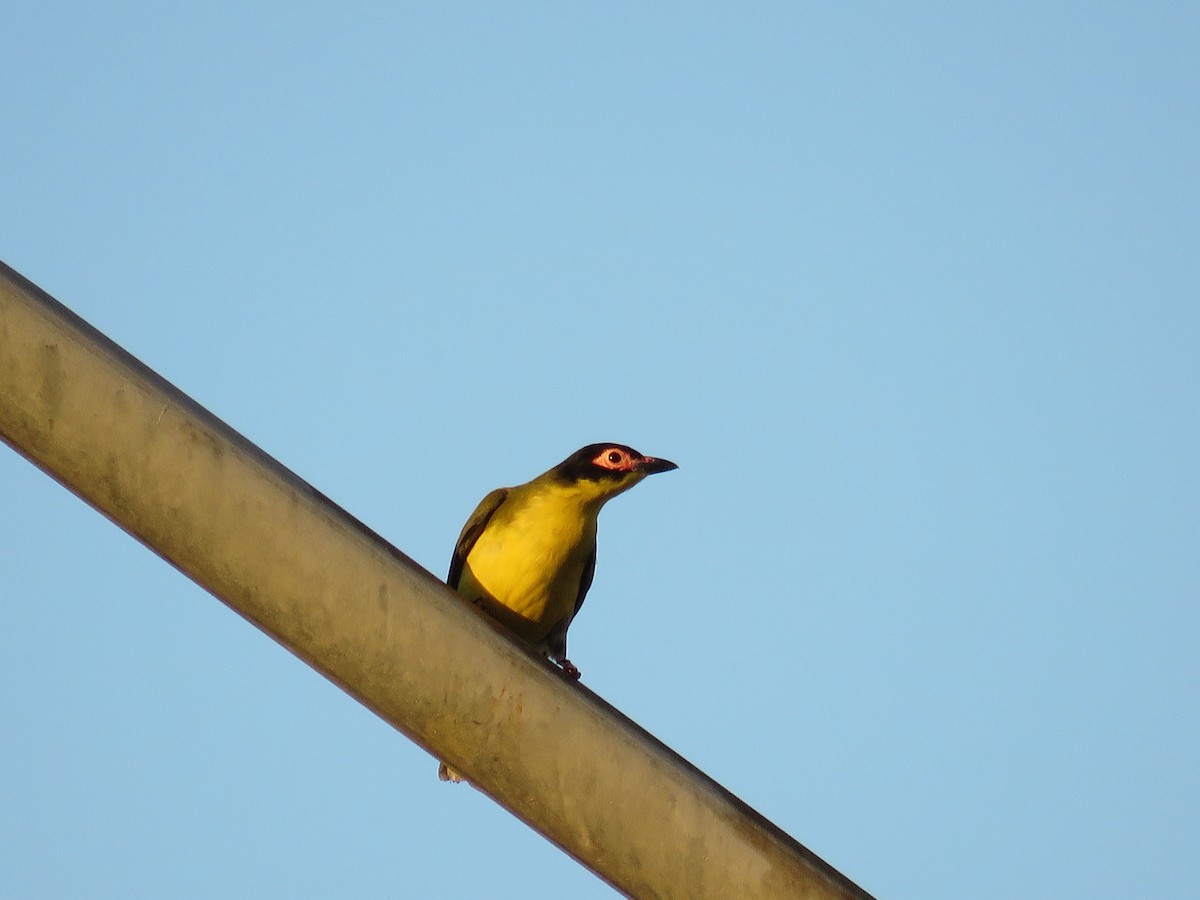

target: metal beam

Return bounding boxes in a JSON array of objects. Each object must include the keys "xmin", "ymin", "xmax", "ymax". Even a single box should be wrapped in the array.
[{"xmin": 0, "ymin": 260, "xmax": 874, "ymax": 900}]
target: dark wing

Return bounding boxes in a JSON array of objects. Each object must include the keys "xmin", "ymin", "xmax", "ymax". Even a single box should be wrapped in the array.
[
  {"xmin": 545, "ymin": 545, "xmax": 597, "ymax": 664},
  {"xmin": 446, "ymin": 488, "xmax": 509, "ymax": 589},
  {"xmin": 573, "ymin": 544, "xmax": 597, "ymax": 619}
]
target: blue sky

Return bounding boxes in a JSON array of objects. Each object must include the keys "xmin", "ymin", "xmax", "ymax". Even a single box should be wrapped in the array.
[{"xmin": 2, "ymin": 4, "xmax": 1197, "ymax": 898}]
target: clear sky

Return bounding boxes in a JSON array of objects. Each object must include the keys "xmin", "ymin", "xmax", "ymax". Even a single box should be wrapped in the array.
[{"xmin": 2, "ymin": 4, "xmax": 1197, "ymax": 898}]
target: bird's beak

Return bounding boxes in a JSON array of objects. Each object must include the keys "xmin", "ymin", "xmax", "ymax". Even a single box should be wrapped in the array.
[{"xmin": 637, "ymin": 456, "xmax": 678, "ymax": 475}]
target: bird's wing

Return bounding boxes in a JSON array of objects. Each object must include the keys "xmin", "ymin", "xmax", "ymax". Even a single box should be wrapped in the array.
[
  {"xmin": 446, "ymin": 488, "xmax": 509, "ymax": 589},
  {"xmin": 544, "ymin": 544, "xmax": 597, "ymax": 665},
  {"xmin": 573, "ymin": 544, "xmax": 597, "ymax": 618}
]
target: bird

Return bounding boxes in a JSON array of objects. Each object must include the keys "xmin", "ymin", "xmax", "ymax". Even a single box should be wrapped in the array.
[{"xmin": 438, "ymin": 443, "xmax": 677, "ymax": 782}]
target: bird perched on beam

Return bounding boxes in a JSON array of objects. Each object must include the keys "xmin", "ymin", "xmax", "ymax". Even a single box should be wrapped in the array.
[{"xmin": 438, "ymin": 443, "xmax": 677, "ymax": 782}]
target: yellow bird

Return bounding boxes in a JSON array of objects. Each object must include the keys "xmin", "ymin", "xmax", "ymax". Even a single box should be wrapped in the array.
[{"xmin": 438, "ymin": 443, "xmax": 677, "ymax": 782}]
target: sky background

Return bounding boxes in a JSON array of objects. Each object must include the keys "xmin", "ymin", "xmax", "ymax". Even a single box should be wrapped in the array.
[{"xmin": 2, "ymin": 4, "xmax": 1198, "ymax": 898}]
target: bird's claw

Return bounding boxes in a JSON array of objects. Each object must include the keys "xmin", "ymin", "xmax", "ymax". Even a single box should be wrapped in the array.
[{"xmin": 558, "ymin": 659, "xmax": 582, "ymax": 680}]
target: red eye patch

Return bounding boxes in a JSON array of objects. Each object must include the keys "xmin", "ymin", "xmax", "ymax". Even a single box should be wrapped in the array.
[{"xmin": 592, "ymin": 447, "xmax": 638, "ymax": 472}]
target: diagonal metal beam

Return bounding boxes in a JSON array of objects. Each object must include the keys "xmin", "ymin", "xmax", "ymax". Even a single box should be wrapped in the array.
[{"xmin": 0, "ymin": 260, "xmax": 874, "ymax": 900}]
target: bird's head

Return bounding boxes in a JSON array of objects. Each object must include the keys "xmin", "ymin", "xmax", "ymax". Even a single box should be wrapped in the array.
[{"xmin": 548, "ymin": 443, "xmax": 678, "ymax": 506}]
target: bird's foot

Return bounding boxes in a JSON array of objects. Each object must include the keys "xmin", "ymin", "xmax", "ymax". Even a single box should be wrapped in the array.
[{"xmin": 558, "ymin": 658, "xmax": 582, "ymax": 681}]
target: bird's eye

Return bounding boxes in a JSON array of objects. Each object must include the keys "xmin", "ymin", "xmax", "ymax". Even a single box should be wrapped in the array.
[{"xmin": 593, "ymin": 447, "xmax": 633, "ymax": 470}]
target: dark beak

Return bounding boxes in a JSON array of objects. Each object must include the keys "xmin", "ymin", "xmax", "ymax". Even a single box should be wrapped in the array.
[{"xmin": 637, "ymin": 456, "xmax": 679, "ymax": 475}]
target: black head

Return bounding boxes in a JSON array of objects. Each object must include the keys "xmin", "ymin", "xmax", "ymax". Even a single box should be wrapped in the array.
[{"xmin": 551, "ymin": 443, "xmax": 678, "ymax": 485}]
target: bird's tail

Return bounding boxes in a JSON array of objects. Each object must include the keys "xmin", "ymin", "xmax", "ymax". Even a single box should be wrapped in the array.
[{"xmin": 438, "ymin": 761, "xmax": 465, "ymax": 783}]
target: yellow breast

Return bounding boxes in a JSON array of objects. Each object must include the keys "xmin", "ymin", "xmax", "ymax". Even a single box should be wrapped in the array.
[{"xmin": 457, "ymin": 487, "xmax": 598, "ymax": 644}]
